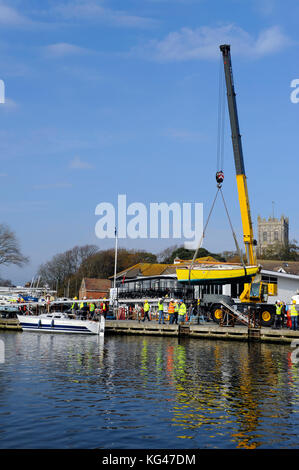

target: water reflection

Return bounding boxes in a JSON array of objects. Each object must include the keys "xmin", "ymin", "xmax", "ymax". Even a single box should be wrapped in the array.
[
  {"xmin": 135, "ymin": 338, "xmax": 299, "ymax": 449},
  {"xmin": 0, "ymin": 332, "xmax": 298, "ymax": 449}
]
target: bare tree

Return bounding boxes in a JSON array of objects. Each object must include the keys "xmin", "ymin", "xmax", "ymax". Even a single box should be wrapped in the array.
[
  {"xmin": 0, "ymin": 224, "xmax": 29, "ymax": 267},
  {"xmin": 37, "ymin": 244, "xmax": 99, "ymax": 290}
]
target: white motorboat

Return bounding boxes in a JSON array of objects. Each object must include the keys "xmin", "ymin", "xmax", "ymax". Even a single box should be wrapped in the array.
[{"xmin": 17, "ymin": 312, "xmax": 105, "ymax": 335}]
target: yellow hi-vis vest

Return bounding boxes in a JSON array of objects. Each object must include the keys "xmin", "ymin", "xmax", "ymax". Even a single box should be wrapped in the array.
[
  {"xmin": 89, "ymin": 303, "xmax": 95, "ymax": 312},
  {"xmin": 158, "ymin": 302, "xmax": 163, "ymax": 311},
  {"xmin": 276, "ymin": 304, "xmax": 282, "ymax": 315},
  {"xmin": 178, "ymin": 303, "xmax": 186, "ymax": 316},
  {"xmin": 291, "ymin": 304, "xmax": 298, "ymax": 316},
  {"xmin": 144, "ymin": 302, "xmax": 150, "ymax": 312},
  {"xmin": 174, "ymin": 303, "xmax": 179, "ymax": 313}
]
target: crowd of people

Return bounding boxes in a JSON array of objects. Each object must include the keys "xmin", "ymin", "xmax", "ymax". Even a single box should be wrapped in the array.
[
  {"xmin": 142, "ymin": 298, "xmax": 193, "ymax": 325},
  {"xmin": 140, "ymin": 297, "xmax": 299, "ymax": 330},
  {"xmin": 274, "ymin": 299, "xmax": 298, "ymax": 331},
  {"xmin": 70, "ymin": 296, "xmax": 109, "ymax": 320}
]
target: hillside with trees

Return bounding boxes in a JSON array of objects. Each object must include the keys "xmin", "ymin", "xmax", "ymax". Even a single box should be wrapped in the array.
[{"xmin": 37, "ymin": 244, "xmax": 225, "ymax": 297}]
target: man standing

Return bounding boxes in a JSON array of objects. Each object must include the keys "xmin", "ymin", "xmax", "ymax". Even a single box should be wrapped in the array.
[
  {"xmin": 173, "ymin": 301, "xmax": 179, "ymax": 324},
  {"xmin": 178, "ymin": 299, "xmax": 186, "ymax": 324},
  {"xmin": 89, "ymin": 302, "xmax": 95, "ymax": 319},
  {"xmin": 71, "ymin": 297, "xmax": 78, "ymax": 315},
  {"xmin": 143, "ymin": 300, "xmax": 151, "ymax": 322},
  {"xmin": 158, "ymin": 298, "xmax": 165, "ymax": 324},
  {"xmin": 274, "ymin": 300, "xmax": 282, "ymax": 329},
  {"xmin": 290, "ymin": 299, "xmax": 298, "ymax": 331},
  {"xmin": 168, "ymin": 299, "xmax": 175, "ymax": 324}
]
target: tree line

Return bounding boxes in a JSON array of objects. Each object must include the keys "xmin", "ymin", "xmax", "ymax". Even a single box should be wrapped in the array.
[{"xmin": 36, "ymin": 244, "xmax": 226, "ymax": 297}]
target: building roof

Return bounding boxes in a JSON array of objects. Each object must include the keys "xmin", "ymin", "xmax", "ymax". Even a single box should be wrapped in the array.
[
  {"xmin": 80, "ymin": 278, "xmax": 111, "ymax": 291},
  {"xmin": 258, "ymin": 260, "xmax": 299, "ymax": 275},
  {"xmin": 111, "ymin": 263, "xmax": 177, "ymax": 280}
]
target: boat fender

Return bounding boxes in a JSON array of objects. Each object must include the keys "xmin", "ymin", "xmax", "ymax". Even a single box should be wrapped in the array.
[
  {"xmin": 51, "ymin": 319, "xmax": 54, "ymax": 328},
  {"xmin": 38, "ymin": 319, "xmax": 41, "ymax": 329}
]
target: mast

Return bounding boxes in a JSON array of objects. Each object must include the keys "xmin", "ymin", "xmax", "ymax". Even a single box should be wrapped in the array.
[{"xmin": 220, "ymin": 44, "xmax": 257, "ymax": 266}]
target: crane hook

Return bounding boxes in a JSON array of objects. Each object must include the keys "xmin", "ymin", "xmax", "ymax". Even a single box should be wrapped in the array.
[{"xmin": 216, "ymin": 170, "xmax": 224, "ymax": 187}]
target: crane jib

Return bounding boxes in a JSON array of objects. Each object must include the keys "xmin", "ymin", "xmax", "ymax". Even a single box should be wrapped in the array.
[
  {"xmin": 220, "ymin": 44, "xmax": 246, "ymax": 176},
  {"xmin": 219, "ymin": 44, "xmax": 256, "ymax": 266}
]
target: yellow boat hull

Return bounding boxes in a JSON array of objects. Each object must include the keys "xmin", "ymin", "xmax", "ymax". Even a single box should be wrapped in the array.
[{"xmin": 176, "ymin": 265, "xmax": 259, "ymax": 285}]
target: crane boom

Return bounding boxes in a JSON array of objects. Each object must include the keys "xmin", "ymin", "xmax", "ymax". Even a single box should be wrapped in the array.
[{"xmin": 220, "ymin": 44, "xmax": 257, "ymax": 266}]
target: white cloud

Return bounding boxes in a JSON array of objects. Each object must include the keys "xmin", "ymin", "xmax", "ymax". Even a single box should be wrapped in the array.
[
  {"xmin": 45, "ymin": 43, "xmax": 92, "ymax": 58},
  {"xmin": 133, "ymin": 24, "xmax": 293, "ymax": 62},
  {"xmin": 0, "ymin": 2, "xmax": 30, "ymax": 26},
  {"xmin": 69, "ymin": 156, "xmax": 93, "ymax": 169},
  {"xmin": 55, "ymin": 0, "xmax": 156, "ymax": 28}
]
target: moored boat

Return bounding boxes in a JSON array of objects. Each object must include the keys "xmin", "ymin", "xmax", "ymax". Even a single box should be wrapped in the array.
[{"xmin": 17, "ymin": 312, "xmax": 104, "ymax": 335}]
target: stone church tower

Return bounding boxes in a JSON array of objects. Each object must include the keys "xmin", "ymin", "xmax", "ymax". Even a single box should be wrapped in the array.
[{"xmin": 257, "ymin": 215, "xmax": 289, "ymax": 256}]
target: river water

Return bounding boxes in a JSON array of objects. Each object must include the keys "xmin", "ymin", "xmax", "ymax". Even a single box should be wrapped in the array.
[{"xmin": 0, "ymin": 331, "xmax": 298, "ymax": 449}]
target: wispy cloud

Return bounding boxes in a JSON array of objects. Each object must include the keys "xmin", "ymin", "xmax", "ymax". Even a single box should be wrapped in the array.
[
  {"xmin": 0, "ymin": 2, "xmax": 31, "ymax": 27},
  {"xmin": 132, "ymin": 24, "xmax": 293, "ymax": 61},
  {"xmin": 0, "ymin": 98, "xmax": 18, "ymax": 111},
  {"xmin": 163, "ymin": 128, "xmax": 205, "ymax": 142},
  {"xmin": 33, "ymin": 183, "xmax": 73, "ymax": 190},
  {"xmin": 69, "ymin": 156, "xmax": 93, "ymax": 169},
  {"xmin": 45, "ymin": 42, "xmax": 92, "ymax": 58},
  {"xmin": 54, "ymin": 0, "xmax": 157, "ymax": 29}
]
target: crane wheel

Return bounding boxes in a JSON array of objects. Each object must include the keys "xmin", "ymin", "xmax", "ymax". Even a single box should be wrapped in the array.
[
  {"xmin": 211, "ymin": 305, "xmax": 223, "ymax": 323},
  {"xmin": 260, "ymin": 308, "xmax": 274, "ymax": 327}
]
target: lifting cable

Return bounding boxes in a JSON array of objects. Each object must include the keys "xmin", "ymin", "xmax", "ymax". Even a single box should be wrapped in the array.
[
  {"xmin": 219, "ymin": 187, "xmax": 246, "ymax": 269},
  {"xmin": 188, "ymin": 186, "xmax": 220, "ymax": 283},
  {"xmin": 187, "ymin": 182, "xmax": 245, "ymax": 283}
]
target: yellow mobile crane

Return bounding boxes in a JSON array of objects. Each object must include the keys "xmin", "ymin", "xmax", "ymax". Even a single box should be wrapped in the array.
[{"xmin": 219, "ymin": 44, "xmax": 275, "ymax": 325}]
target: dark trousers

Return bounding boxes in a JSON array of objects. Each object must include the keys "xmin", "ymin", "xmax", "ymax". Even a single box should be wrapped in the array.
[
  {"xmin": 274, "ymin": 315, "xmax": 282, "ymax": 329},
  {"xmin": 143, "ymin": 311, "xmax": 150, "ymax": 321},
  {"xmin": 291, "ymin": 316, "xmax": 298, "ymax": 331}
]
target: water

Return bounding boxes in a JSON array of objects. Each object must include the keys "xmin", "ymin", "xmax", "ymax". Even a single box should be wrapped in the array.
[{"xmin": 0, "ymin": 331, "xmax": 298, "ymax": 449}]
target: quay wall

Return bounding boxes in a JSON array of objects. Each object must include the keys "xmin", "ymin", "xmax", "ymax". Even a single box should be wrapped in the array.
[{"xmin": 1, "ymin": 318, "xmax": 299, "ymax": 344}]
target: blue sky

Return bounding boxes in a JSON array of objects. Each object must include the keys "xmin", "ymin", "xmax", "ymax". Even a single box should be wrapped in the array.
[{"xmin": 0, "ymin": 0, "xmax": 298, "ymax": 284}]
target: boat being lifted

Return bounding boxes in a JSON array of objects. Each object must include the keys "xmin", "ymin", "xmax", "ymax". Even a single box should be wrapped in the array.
[{"xmin": 176, "ymin": 260, "xmax": 260, "ymax": 285}]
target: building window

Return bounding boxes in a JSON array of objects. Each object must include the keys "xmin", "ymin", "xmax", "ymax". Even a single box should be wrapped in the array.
[
  {"xmin": 263, "ymin": 232, "xmax": 267, "ymax": 242},
  {"xmin": 274, "ymin": 231, "xmax": 279, "ymax": 241}
]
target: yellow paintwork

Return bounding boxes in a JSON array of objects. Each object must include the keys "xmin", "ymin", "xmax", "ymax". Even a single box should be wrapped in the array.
[
  {"xmin": 267, "ymin": 283, "xmax": 277, "ymax": 296},
  {"xmin": 236, "ymin": 174, "xmax": 256, "ymax": 266},
  {"xmin": 176, "ymin": 265, "xmax": 259, "ymax": 283}
]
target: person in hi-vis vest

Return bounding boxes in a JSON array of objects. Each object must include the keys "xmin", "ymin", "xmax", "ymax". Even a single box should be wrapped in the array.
[
  {"xmin": 143, "ymin": 300, "xmax": 151, "ymax": 322},
  {"xmin": 290, "ymin": 300, "xmax": 298, "ymax": 331},
  {"xmin": 178, "ymin": 300, "xmax": 186, "ymax": 323}
]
